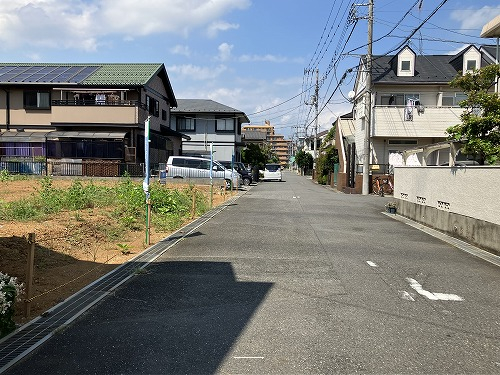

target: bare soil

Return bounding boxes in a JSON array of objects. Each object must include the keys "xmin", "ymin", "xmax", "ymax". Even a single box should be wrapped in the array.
[{"xmin": 0, "ymin": 178, "xmax": 228, "ymax": 325}]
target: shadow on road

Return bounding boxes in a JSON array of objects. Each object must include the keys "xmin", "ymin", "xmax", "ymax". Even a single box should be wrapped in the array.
[{"xmin": 6, "ymin": 261, "xmax": 273, "ymax": 375}]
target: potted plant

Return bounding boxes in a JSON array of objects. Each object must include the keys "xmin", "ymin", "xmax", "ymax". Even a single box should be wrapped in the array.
[{"xmin": 385, "ymin": 201, "xmax": 397, "ymax": 214}]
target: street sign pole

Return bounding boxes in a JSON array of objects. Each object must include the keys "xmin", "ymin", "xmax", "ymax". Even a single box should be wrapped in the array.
[{"xmin": 143, "ymin": 116, "xmax": 151, "ymax": 245}]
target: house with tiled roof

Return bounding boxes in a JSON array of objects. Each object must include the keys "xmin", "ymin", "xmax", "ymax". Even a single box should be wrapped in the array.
[
  {"xmin": 170, "ymin": 99, "xmax": 250, "ymax": 162},
  {"xmin": 0, "ymin": 63, "xmax": 188, "ymax": 176},
  {"xmin": 348, "ymin": 44, "xmax": 498, "ymax": 181}
]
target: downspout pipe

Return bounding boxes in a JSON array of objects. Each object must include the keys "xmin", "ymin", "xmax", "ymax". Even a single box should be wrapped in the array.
[{"xmin": 2, "ymin": 88, "xmax": 10, "ymax": 131}]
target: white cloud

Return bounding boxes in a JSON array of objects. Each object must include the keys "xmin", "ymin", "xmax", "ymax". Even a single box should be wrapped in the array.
[
  {"xmin": 217, "ymin": 43, "xmax": 233, "ymax": 61},
  {"xmin": 167, "ymin": 64, "xmax": 227, "ymax": 81},
  {"xmin": 450, "ymin": 6, "xmax": 498, "ymax": 30},
  {"xmin": 170, "ymin": 45, "xmax": 191, "ymax": 57},
  {"xmin": 237, "ymin": 54, "xmax": 303, "ymax": 64},
  {"xmin": 239, "ymin": 54, "xmax": 288, "ymax": 63},
  {"xmin": 207, "ymin": 21, "xmax": 239, "ymax": 38},
  {"xmin": 0, "ymin": 0, "xmax": 251, "ymax": 53}
]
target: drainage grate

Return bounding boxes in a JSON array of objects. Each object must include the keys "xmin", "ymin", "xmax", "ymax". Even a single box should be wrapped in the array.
[{"xmin": 0, "ymin": 195, "xmax": 240, "ymax": 373}]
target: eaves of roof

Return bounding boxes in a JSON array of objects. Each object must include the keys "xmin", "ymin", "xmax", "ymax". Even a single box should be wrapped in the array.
[{"xmin": 172, "ymin": 99, "xmax": 250, "ymax": 123}]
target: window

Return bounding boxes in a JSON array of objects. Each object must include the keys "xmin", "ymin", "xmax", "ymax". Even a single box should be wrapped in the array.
[
  {"xmin": 177, "ymin": 117, "xmax": 195, "ymax": 132},
  {"xmin": 381, "ymin": 94, "xmax": 403, "ymax": 106},
  {"xmin": 466, "ymin": 60, "xmax": 476, "ymax": 71},
  {"xmin": 216, "ymin": 118, "xmax": 234, "ymax": 132},
  {"xmin": 198, "ymin": 160, "xmax": 211, "ymax": 170},
  {"xmin": 442, "ymin": 93, "xmax": 467, "ymax": 106},
  {"xmin": 146, "ymin": 95, "xmax": 159, "ymax": 117},
  {"xmin": 24, "ymin": 90, "xmax": 50, "ymax": 109},
  {"xmin": 380, "ymin": 93, "xmax": 419, "ymax": 106},
  {"xmin": 401, "ymin": 60, "xmax": 411, "ymax": 71},
  {"xmin": 404, "ymin": 94, "xmax": 419, "ymax": 103},
  {"xmin": 46, "ymin": 140, "xmax": 123, "ymax": 159},
  {"xmin": 162, "ymin": 109, "xmax": 167, "ymax": 121}
]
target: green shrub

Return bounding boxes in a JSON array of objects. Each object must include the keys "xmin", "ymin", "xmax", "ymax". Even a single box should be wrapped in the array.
[{"xmin": 0, "ymin": 272, "xmax": 24, "ymax": 338}]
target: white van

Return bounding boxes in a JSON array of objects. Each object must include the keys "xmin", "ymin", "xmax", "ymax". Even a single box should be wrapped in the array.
[{"xmin": 166, "ymin": 156, "xmax": 241, "ymax": 189}]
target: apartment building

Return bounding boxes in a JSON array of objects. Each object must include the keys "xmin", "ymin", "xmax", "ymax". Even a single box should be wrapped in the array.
[{"xmin": 242, "ymin": 120, "xmax": 291, "ymax": 167}]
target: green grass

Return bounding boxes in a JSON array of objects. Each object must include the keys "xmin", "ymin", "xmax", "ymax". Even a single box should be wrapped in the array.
[{"xmin": 0, "ymin": 176, "xmax": 213, "ymax": 235}]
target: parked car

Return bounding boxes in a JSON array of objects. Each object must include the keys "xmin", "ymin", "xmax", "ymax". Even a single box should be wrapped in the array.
[
  {"xmin": 262, "ymin": 163, "xmax": 282, "ymax": 181},
  {"xmin": 218, "ymin": 161, "xmax": 252, "ymax": 186},
  {"xmin": 165, "ymin": 156, "xmax": 241, "ymax": 189}
]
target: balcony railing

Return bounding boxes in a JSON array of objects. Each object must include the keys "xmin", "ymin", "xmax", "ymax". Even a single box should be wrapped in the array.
[
  {"xmin": 372, "ymin": 105, "xmax": 463, "ymax": 138},
  {"xmin": 52, "ymin": 99, "xmax": 147, "ymax": 110}
]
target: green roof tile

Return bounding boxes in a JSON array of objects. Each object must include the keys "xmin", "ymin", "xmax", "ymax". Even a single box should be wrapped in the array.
[
  {"xmin": 0, "ymin": 63, "xmax": 163, "ymax": 86},
  {"xmin": 81, "ymin": 63, "xmax": 163, "ymax": 85}
]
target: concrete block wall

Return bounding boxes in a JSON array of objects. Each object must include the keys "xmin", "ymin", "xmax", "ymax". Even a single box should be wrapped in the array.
[{"xmin": 394, "ymin": 166, "xmax": 500, "ymax": 255}]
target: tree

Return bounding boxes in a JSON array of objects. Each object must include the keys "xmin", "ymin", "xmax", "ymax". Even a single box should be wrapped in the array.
[
  {"xmin": 316, "ymin": 147, "xmax": 339, "ymax": 185},
  {"xmin": 315, "ymin": 126, "xmax": 339, "ymax": 184},
  {"xmin": 241, "ymin": 143, "xmax": 267, "ymax": 168},
  {"xmin": 446, "ymin": 64, "xmax": 500, "ymax": 164},
  {"xmin": 295, "ymin": 150, "xmax": 313, "ymax": 170}
]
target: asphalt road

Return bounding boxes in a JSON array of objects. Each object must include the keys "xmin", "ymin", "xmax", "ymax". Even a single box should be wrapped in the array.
[{"xmin": 5, "ymin": 171, "xmax": 500, "ymax": 374}]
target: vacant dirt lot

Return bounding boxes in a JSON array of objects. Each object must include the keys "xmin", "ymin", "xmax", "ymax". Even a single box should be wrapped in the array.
[{"xmin": 0, "ymin": 177, "xmax": 228, "ymax": 325}]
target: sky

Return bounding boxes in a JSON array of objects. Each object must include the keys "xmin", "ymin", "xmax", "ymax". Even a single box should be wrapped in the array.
[{"xmin": 1, "ymin": 0, "xmax": 499, "ymax": 140}]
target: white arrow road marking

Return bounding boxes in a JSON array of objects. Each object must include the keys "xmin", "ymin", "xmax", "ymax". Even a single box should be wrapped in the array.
[
  {"xmin": 399, "ymin": 290, "xmax": 415, "ymax": 301},
  {"xmin": 366, "ymin": 261, "xmax": 378, "ymax": 267},
  {"xmin": 406, "ymin": 278, "xmax": 463, "ymax": 301}
]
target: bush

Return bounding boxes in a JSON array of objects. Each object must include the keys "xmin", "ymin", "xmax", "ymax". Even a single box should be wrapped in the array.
[{"xmin": 0, "ymin": 272, "xmax": 24, "ymax": 338}]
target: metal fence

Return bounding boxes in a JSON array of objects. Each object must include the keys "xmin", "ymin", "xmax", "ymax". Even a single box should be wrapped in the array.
[{"xmin": 0, "ymin": 160, "xmax": 150, "ymax": 178}]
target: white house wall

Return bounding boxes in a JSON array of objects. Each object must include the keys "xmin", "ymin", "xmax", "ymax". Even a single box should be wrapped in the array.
[{"xmin": 171, "ymin": 115, "xmax": 240, "ymax": 161}]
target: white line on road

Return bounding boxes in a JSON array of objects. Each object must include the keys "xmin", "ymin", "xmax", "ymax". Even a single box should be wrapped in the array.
[
  {"xmin": 406, "ymin": 278, "xmax": 463, "ymax": 301},
  {"xmin": 366, "ymin": 261, "xmax": 378, "ymax": 267},
  {"xmin": 233, "ymin": 356, "xmax": 264, "ymax": 359}
]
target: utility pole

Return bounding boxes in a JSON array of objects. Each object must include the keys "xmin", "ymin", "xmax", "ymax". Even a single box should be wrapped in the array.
[
  {"xmin": 362, "ymin": 0, "xmax": 373, "ymax": 195},
  {"xmin": 313, "ymin": 68, "xmax": 319, "ymax": 165},
  {"xmin": 304, "ymin": 68, "xmax": 320, "ymax": 169}
]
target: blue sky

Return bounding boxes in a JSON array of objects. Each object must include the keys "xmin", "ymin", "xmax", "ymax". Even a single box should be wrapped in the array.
[{"xmin": 1, "ymin": 0, "xmax": 499, "ymax": 139}]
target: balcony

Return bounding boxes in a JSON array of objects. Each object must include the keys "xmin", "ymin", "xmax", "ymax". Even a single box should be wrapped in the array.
[
  {"xmin": 51, "ymin": 99, "xmax": 146, "ymax": 125},
  {"xmin": 372, "ymin": 105, "xmax": 464, "ymax": 138}
]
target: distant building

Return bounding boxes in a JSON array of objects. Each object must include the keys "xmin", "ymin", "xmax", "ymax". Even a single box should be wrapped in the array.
[
  {"xmin": 170, "ymin": 99, "xmax": 249, "ymax": 161},
  {"xmin": 242, "ymin": 120, "xmax": 291, "ymax": 166}
]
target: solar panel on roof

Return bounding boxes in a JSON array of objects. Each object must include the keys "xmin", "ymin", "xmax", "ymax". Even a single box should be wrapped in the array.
[
  {"xmin": 11, "ymin": 67, "xmax": 45, "ymax": 82},
  {"xmin": 71, "ymin": 66, "xmax": 100, "ymax": 82},
  {"xmin": 38, "ymin": 66, "xmax": 70, "ymax": 82},
  {"xmin": 52, "ymin": 66, "xmax": 81, "ymax": 82},
  {"xmin": 0, "ymin": 65, "xmax": 101, "ymax": 83},
  {"xmin": 0, "ymin": 66, "xmax": 15, "ymax": 74}
]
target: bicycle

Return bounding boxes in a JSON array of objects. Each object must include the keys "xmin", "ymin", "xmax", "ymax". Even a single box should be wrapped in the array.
[{"xmin": 372, "ymin": 176, "xmax": 394, "ymax": 197}]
